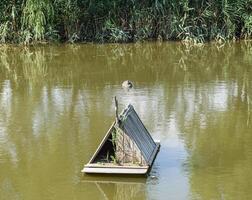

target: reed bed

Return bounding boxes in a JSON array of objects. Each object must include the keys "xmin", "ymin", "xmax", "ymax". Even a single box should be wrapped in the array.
[{"xmin": 1, "ymin": 0, "xmax": 252, "ymax": 44}]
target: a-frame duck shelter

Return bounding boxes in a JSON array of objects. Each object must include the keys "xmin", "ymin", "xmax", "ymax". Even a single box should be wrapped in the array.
[{"xmin": 82, "ymin": 100, "xmax": 160, "ymax": 175}]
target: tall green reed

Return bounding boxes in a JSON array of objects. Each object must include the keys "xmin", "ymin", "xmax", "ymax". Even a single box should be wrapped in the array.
[{"xmin": 0, "ymin": 0, "xmax": 252, "ymax": 43}]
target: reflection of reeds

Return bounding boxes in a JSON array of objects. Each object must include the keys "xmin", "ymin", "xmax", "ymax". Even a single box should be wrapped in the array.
[
  {"xmin": 247, "ymin": 95, "xmax": 251, "ymax": 126},
  {"xmin": 241, "ymin": 72, "xmax": 252, "ymax": 126},
  {"xmin": 0, "ymin": 46, "xmax": 18, "ymax": 84},
  {"xmin": 0, "ymin": 42, "xmax": 251, "ymax": 94},
  {"xmin": 21, "ymin": 50, "xmax": 48, "ymax": 84},
  {"xmin": 0, "ymin": 46, "xmax": 49, "ymax": 86}
]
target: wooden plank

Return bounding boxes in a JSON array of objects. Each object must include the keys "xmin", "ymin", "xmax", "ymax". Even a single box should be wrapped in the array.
[
  {"xmin": 85, "ymin": 164, "xmax": 148, "ymax": 169},
  {"xmin": 95, "ymin": 182, "xmax": 109, "ymax": 200},
  {"xmin": 82, "ymin": 167, "xmax": 148, "ymax": 174},
  {"xmin": 87, "ymin": 122, "xmax": 116, "ymax": 164},
  {"xmin": 147, "ymin": 140, "xmax": 160, "ymax": 168},
  {"xmin": 81, "ymin": 179, "xmax": 146, "ymax": 185}
]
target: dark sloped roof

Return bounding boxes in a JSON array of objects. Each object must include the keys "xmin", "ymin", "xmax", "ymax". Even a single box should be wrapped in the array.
[{"xmin": 119, "ymin": 104, "xmax": 157, "ymax": 165}]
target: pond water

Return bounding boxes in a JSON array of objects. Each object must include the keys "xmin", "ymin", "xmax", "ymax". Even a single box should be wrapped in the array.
[{"xmin": 0, "ymin": 41, "xmax": 252, "ymax": 200}]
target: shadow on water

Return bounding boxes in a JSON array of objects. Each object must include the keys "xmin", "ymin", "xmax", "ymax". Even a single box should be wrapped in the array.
[{"xmin": 0, "ymin": 41, "xmax": 252, "ymax": 199}]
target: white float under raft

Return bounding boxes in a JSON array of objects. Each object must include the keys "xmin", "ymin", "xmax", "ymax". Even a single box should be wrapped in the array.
[{"xmin": 82, "ymin": 104, "xmax": 160, "ymax": 175}]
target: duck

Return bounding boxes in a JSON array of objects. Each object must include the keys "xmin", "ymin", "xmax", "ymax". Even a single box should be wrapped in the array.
[{"xmin": 122, "ymin": 80, "xmax": 133, "ymax": 89}]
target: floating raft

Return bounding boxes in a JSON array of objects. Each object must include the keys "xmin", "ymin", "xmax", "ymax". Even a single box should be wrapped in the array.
[{"xmin": 82, "ymin": 104, "xmax": 160, "ymax": 175}]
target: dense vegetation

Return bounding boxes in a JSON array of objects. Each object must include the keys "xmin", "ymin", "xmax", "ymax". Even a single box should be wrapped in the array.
[{"xmin": 1, "ymin": 0, "xmax": 252, "ymax": 44}]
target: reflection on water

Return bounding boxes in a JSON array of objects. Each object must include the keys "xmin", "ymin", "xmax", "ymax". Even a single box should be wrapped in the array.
[
  {"xmin": 80, "ymin": 176, "xmax": 146, "ymax": 200},
  {"xmin": 0, "ymin": 42, "xmax": 252, "ymax": 200}
]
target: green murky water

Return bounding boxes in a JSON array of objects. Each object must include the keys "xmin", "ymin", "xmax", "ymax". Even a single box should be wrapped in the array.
[{"xmin": 0, "ymin": 42, "xmax": 252, "ymax": 200}]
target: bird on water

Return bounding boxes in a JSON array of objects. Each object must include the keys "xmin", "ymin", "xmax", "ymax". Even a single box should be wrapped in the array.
[{"xmin": 122, "ymin": 80, "xmax": 133, "ymax": 89}]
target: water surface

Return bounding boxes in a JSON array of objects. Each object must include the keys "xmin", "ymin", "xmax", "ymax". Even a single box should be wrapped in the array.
[{"xmin": 0, "ymin": 42, "xmax": 252, "ymax": 200}]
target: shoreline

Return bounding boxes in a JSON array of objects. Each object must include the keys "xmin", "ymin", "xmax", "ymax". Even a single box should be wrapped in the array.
[{"xmin": 0, "ymin": 39, "xmax": 252, "ymax": 48}]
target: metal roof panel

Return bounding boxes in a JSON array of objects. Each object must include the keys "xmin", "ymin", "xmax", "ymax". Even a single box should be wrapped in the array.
[{"xmin": 119, "ymin": 105, "xmax": 157, "ymax": 165}]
